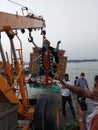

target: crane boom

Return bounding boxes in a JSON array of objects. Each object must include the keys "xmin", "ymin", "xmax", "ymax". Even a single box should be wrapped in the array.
[{"xmin": 0, "ymin": 12, "xmax": 45, "ymax": 32}]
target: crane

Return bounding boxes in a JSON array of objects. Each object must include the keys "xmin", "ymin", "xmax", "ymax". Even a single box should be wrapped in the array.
[{"xmin": 0, "ymin": 11, "xmax": 46, "ymax": 130}]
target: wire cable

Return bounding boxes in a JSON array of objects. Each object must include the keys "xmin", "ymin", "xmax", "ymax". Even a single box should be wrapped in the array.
[{"xmin": 8, "ymin": 0, "xmax": 39, "ymax": 16}]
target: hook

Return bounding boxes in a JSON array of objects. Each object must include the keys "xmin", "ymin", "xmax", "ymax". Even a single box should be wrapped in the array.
[
  {"xmin": 28, "ymin": 30, "xmax": 34, "ymax": 43},
  {"xmin": 28, "ymin": 35, "xmax": 33, "ymax": 43}
]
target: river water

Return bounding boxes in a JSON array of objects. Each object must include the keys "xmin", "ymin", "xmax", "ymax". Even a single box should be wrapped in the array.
[{"xmin": 66, "ymin": 61, "xmax": 98, "ymax": 89}]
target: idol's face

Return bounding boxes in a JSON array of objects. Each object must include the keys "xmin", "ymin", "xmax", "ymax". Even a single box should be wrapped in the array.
[{"xmin": 43, "ymin": 44, "xmax": 49, "ymax": 49}]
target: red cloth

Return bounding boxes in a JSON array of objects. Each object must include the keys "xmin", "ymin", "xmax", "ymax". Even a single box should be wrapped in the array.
[{"xmin": 91, "ymin": 114, "xmax": 98, "ymax": 130}]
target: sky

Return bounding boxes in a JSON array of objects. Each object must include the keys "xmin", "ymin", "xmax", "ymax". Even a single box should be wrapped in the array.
[{"xmin": 0, "ymin": 0, "xmax": 98, "ymax": 62}]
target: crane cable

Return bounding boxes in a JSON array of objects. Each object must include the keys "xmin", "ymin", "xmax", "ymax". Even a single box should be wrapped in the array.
[{"xmin": 8, "ymin": 0, "xmax": 39, "ymax": 16}]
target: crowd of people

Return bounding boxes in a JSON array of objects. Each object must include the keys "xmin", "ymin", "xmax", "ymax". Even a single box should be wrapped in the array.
[{"xmin": 60, "ymin": 72, "xmax": 98, "ymax": 130}]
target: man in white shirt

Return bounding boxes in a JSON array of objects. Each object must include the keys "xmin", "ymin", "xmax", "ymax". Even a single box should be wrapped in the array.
[{"xmin": 61, "ymin": 73, "xmax": 76, "ymax": 119}]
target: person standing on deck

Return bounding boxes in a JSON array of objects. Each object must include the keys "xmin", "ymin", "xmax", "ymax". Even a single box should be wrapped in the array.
[
  {"xmin": 61, "ymin": 73, "xmax": 76, "ymax": 119},
  {"xmin": 76, "ymin": 72, "xmax": 89, "ymax": 90},
  {"xmin": 76, "ymin": 72, "xmax": 89, "ymax": 119},
  {"xmin": 74, "ymin": 76, "xmax": 78, "ymax": 86}
]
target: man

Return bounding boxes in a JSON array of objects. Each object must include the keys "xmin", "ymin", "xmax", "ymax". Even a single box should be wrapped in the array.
[
  {"xmin": 74, "ymin": 76, "xmax": 78, "ymax": 86},
  {"xmin": 59, "ymin": 75, "xmax": 98, "ymax": 130},
  {"xmin": 61, "ymin": 73, "xmax": 76, "ymax": 119},
  {"xmin": 76, "ymin": 72, "xmax": 89, "ymax": 124},
  {"xmin": 76, "ymin": 72, "xmax": 89, "ymax": 111},
  {"xmin": 76, "ymin": 72, "xmax": 89, "ymax": 90}
]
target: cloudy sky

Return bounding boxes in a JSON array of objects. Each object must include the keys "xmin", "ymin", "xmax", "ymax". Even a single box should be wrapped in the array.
[{"xmin": 0, "ymin": 0, "xmax": 98, "ymax": 62}]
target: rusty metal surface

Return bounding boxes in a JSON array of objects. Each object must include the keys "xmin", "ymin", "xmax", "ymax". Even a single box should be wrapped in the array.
[{"xmin": 0, "ymin": 12, "xmax": 45, "ymax": 32}]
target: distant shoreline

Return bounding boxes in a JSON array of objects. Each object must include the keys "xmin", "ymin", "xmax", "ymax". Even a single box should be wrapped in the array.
[{"xmin": 67, "ymin": 59, "xmax": 98, "ymax": 63}]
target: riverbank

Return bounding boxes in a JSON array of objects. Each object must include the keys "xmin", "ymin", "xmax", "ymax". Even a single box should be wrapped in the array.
[{"xmin": 67, "ymin": 59, "xmax": 98, "ymax": 63}]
